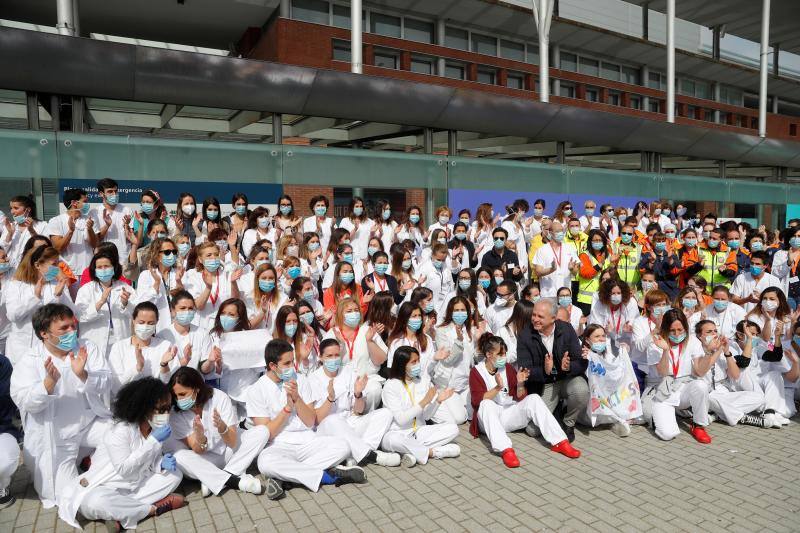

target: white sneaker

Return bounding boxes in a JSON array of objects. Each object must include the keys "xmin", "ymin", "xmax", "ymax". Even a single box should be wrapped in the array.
[
  {"xmin": 432, "ymin": 443, "xmax": 461, "ymax": 459},
  {"xmin": 200, "ymin": 484, "xmax": 211, "ymax": 498},
  {"xmin": 776, "ymin": 414, "xmax": 791, "ymax": 426},
  {"xmin": 344, "ymin": 458, "xmax": 357, "ymax": 467},
  {"xmin": 400, "ymin": 453, "xmax": 417, "ymax": 468},
  {"xmin": 238, "ymin": 474, "xmax": 264, "ymax": 495},
  {"xmin": 611, "ymin": 421, "xmax": 631, "ymax": 437},
  {"xmin": 707, "ymin": 413, "xmax": 717, "ymax": 424},
  {"xmin": 764, "ymin": 413, "xmax": 781, "ymax": 429},
  {"xmin": 375, "ymin": 451, "xmax": 401, "ymax": 467}
]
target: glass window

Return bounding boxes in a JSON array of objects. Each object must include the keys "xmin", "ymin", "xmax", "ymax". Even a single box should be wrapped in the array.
[
  {"xmin": 721, "ymin": 86, "xmax": 742, "ymax": 105},
  {"xmin": 374, "ymin": 51, "xmax": 398, "ymax": 69},
  {"xmin": 586, "ymin": 88, "xmax": 599, "ymax": 102},
  {"xmin": 695, "ymin": 80, "xmax": 709, "ymax": 99},
  {"xmin": 445, "ymin": 27, "xmax": 468, "ymax": 50},
  {"xmin": 445, "ymin": 63, "xmax": 465, "ymax": 80},
  {"xmin": 411, "ymin": 57, "xmax": 434, "ymax": 75},
  {"xmin": 560, "ymin": 52, "xmax": 577, "ymax": 72},
  {"xmin": 332, "ymin": 5, "xmax": 365, "ymax": 29},
  {"xmin": 621, "ymin": 66, "xmax": 640, "ymax": 85},
  {"xmin": 500, "ymin": 40, "xmax": 525, "ymax": 62},
  {"xmin": 332, "ymin": 40, "xmax": 351, "ymax": 62},
  {"xmin": 471, "ymin": 33, "xmax": 497, "ymax": 56},
  {"xmin": 601, "ymin": 62, "xmax": 620, "ymax": 81},
  {"xmin": 477, "ymin": 69, "xmax": 496, "ymax": 85},
  {"xmin": 560, "ymin": 84, "xmax": 575, "ymax": 98},
  {"xmin": 507, "ymin": 73, "xmax": 525, "ymax": 90},
  {"xmin": 292, "ymin": 0, "xmax": 329, "ymax": 24},
  {"xmin": 404, "ymin": 18, "xmax": 434, "ymax": 44},
  {"xmin": 579, "ymin": 57, "xmax": 599, "ymax": 77},
  {"xmin": 648, "ymin": 71, "xmax": 662, "ymax": 90},
  {"xmin": 608, "ymin": 92, "xmax": 620, "ymax": 106},
  {"xmin": 526, "ymin": 44, "xmax": 540, "ymax": 65},
  {"xmin": 370, "ymin": 13, "xmax": 401, "ymax": 38},
  {"xmin": 649, "ymin": 100, "xmax": 661, "ymax": 113},
  {"xmin": 629, "ymin": 95, "xmax": 642, "ymax": 109},
  {"xmin": 681, "ymin": 79, "xmax": 695, "ymax": 96}
]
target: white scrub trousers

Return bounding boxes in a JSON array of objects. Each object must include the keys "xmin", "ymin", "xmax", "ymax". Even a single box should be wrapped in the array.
[
  {"xmin": 0, "ymin": 433, "xmax": 19, "ymax": 488},
  {"xmin": 79, "ymin": 470, "xmax": 182, "ymax": 530},
  {"xmin": 477, "ymin": 396, "xmax": 567, "ymax": 452},
  {"xmin": 380, "ymin": 423, "xmax": 459, "ymax": 465},
  {"xmin": 256, "ymin": 435, "xmax": 350, "ymax": 491},
  {"xmin": 55, "ymin": 418, "xmax": 112, "ymax": 506},
  {"xmin": 316, "ymin": 408, "xmax": 394, "ymax": 463},
  {"xmin": 708, "ymin": 388, "xmax": 764, "ymax": 425},
  {"xmin": 429, "ymin": 390, "xmax": 470, "ymax": 425},
  {"xmin": 652, "ymin": 380, "xmax": 710, "ymax": 441},
  {"xmin": 172, "ymin": 425, "xmax": 270, "ymax": 495}
]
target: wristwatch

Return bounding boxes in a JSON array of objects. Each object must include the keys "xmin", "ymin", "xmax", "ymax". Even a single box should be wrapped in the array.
[
  {"xmin": 724, "ymin": 352, "xmax": 733, "ymax": 358},
  {"xmin": 354, "ymin": 392, "xmax": 363, "ymax": 399},
  {"xmin": 160, "ymin": 361, "xmax": 169, "ymax": 368}
]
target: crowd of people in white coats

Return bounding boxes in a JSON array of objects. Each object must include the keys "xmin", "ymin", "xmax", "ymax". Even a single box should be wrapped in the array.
[{"xmin": 0, "ymin": 180, "xmax": 798, "ymax": 531}]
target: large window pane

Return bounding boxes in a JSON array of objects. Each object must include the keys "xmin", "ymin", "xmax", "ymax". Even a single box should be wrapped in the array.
[
  {"xmin": 445, "ymin": 27, "xmax": 468, "ymax": 50},
  {"xmin": 601, "ymin": 62, "xmax": 620, "ymax": 81},
  {"xmin": 695, "ymin": 80, "xmax": 709, "ymax": 99},
  {"xmin": 621, "ymin": 66, "xmax": 640, "ymax": 85},
  {"xmin": 526, "ymin": 44, "xmax": 540, "ymax": 64},
  {"xmin": 370, "ymin": 13, "xmax": 401, "ymax": 38},
  {"xmin": 507, "ymin": 73, "xmax": 524, "ymax": 89},
  {"xmin": 411, "ymin": 57, "xmax": 434, "ymax": 75},
  {"xmin": 445, "ymin": 63, "xmax": 465, "ymax": 80},
  {"xmin": 374, "ymin": 51, "xmax": 398, "ymax": 69},
  {"xmin": 681, "ymin": 79, "xmax": 695, "ymax": 96},
  {"xmin": 404, "ymin": 18, "xmax": 434, "ymax": 44},
  {"xmin": 579, "ymin": 57, "xmax": 599, "ymax": 77},
  {"xmin": 332, "ymin": 5, "xmax": 365, "ymax": 29},
  {"xmin": 560, "ymin": 52, "xmax": 577, "ymax": 71},
  {"xmin": 332, "ymin": 40, "xmax": 351, "ymax": 62},
  {"xmin": 500, "ymin": 40, "xmax": 525, "ymax": 62},
  {"xmin": 648, "ymin": 71, "xmax": 662, "ymax": 90},
  {"xmin": 477, "ymin": 69, "xmax": 496, "ymax": 85},
  {"xmin": 560, "ymin": 84, "xmax": 575, "ymax": 98},
  {"xmin": 292, "ymin": 0, "xmax": 329, "ymax": 24},
  {"xmin": 471, "ymin": 33, "xmax": 497, "ymax": 56}
]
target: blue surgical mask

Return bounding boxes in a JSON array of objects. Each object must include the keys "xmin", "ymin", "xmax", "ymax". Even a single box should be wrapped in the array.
[
  {"xmin": 423, "ymin": 302, "xmax": 434, "ymax": 314},
  {"xmin": 408, "ymin": 364, "xmax": 421, "ymax": 379},
  {"xmin": 175, "ymin": 310, "xmax": 195, "ymax": 325},
  {"xmin": 287, "ymin": 266, "xmax": 302, "ymax": 279},
  {"xmin": 206, "ymin": 210, "xmax": 219, "ymax": 220},
  {"xmin": 750, "ymin": 338, "xmax": 761, "ymax": 349},
  {"xmin": 620, "ymin": 234, "xmax": 633, "ymax": 245},
  {"xmin": 53, "ymin": 330, "xmax": 78, "ymax": 352},
  {"xmin": 95, "ymin": 267, "xmax": 114, "ymax": 283},
  {"xmin": 299, "ymin": 311, "xmax": 314, "ymax": 325},
  {"xmin": 494, "ymin": 276, "xmax": 505, "ymax": 286},
  {"xmin": 323, "ymin": 358, "xmax": 341, "ymax": 373},
  {"xmin": 219, "ymin": 315, "xmax": 237, "ymax": 331},
  {"xmin": 682, "ymin": 298, "xmax": 697, "ymax": 309},
  {"xmin": 558, "ymin": 296, "xmax": 571, "ymax": 307},
  {"xmin": 177, "ymin": 243, "xmax": 190, "ymax": 256},
  {"xmin": 480, "ymin": 279, "xmax": 491, "ymax": 289},
  {"xmin": 707, "ymin": 239, "xmax": 720, "ymax": 248},
  {"xmin": 303, "ymin": 290, "xmax": 315, "ymax": 302},
  {"xmin": 342, "ymin": 254, "xmax": 354, "ymax": 265},
  {"xmin": 552, "ymin": 232, "xmax": 565, "ymax": 243},
  {"xmin": 685, "ymin": 238, "xmax": 697, "ymax": 247},
  {"xmin": 591, "ymin": 342, "xmax": 607, "ymax": 353},
  {"xmin": 432, "ymin": 259, "xmax": 443, "ymax": 270},
  {"xmin": 176, "ymin": 395, "xmax": 196, "ymax": 411},
  {"xmin": 494, "ymin": 357, "xmax": 507, "ymax": 369},
  {"xmin": 713, "ymin": 300, "xmax": 728, "ymax": 312},
  {"xmin": 375, "ymin": 263, "xmax": 389, "ymax": 275},
  {"xmin": 585, "ymin": 208, "xmax": 595, "ymax": 217},
  {"xmin": 308, "ymin": 242, "xmax": 320, "ymax": 251},
  {"xmin": 653, "ymin": 305, "xmax": 670, "ymax": 317},
  {"xmin": 750, "ymin": 266, "xmax": 763, "ymax": 277},
  {"xmin": 669, "ymin": 332, "xmax": 686, "ymax": 344},
  {"xmin": 409, "ymin": 214, "xmax": 420, "ymax": 224},
  {"xmin": 563, "ymin": 209, "xmax": 573, "ymax": 217},
  {"xmin": 279, "ymin": 367, "xmax": 297, "ymax": 382},
  {"xmin": 314, "ymin": 206, "xmax": 327, "ymax": 217},
  {"xmin": 204, "ymin": 258, "xmax": 221, "ymax": 272},
  {"xmin": 0, "ymin": 263, "xmax": 10, "ymax": 274},
  {"xmin": 284, "ymin": 323, "xmax": 298, "ymax": 337},
  {"xmin": 353, "ymin": 207, "xmax": 364, "ymax": 217},
  {"xmin": 791, "ymin": 237, "xmax": 800, "ymax": 249},
  {"xmin": 162, "ymin": 254, "xmax": 177, "ymax": 268},
  {"xmin": 80, "ymin": 203, "xmax": 91, "ymax": 216},
  {"xmin": 105, "ymin": 194, "xmax": 119, "ymax": 206},
  {"xmin": 279, "ymin": 205, "xmax": 292, "ymax": 216},
  {"xmin": 727, "ymin": 240, "xmax": 740, "ymax": 250},
  {"xmin": 750, "ymin": 241, "xmax": 764, "ymax": 252},
  {"xmin": 344, "ymin": 311, "xmax": 361, "ymax": 327},
  {"xmin": 793, "ymin": 335, "xmax": 800, "ymax": 346},
  {"xmin": 591, "ymin": 241, "xmax": 604, "ymax": 251},
  {"xmin": 382, "ymin": 209, "xmax": 392, "ymax": 220},
  {"xmin": 402, "ymin": 259, "xmax": 412, "ymax": 271},
  {"xmin": 259, "ymin": 279, "xmax": 275, "ymax": 292},
  {"xmin": 13, "ymin": 214, "xmax": 27, "ymax": 225},
  {"xmin": 493, "ymin": 239, "xmax": 505, "ymax": 249},
  {"xmin": 654, "ymin": 242, "xmax": 666, "ymax": 252},
  {"xmin": 367, "ymin": 246, "xmax": 379, "ymax": 257},
  {"xmin": 44, "ymin": 264, "xmax": 60, "ymax": 282},
  {"xmin": 258, "ymin": 217, "xmax": 270, "ymax": 229},
  {"xmin": 662, "ymin": 209, "xmax": 671, "ymax": 217},
  {"xmin": 452, "ymin": 311, "xmax": 468, "ymax": 325},
  {"xmin": 455, "ymin": 232, "xmax": 467, "ymax": 241},
  {"xmin": 339, "ymin": 272, "xmax": 355, "ymax": 284},
  {"xmin": 407, "ymin": 317, "xmax": 423, "ymax": 331},
  {"xmin": 235, "ymin": 205, "xmax": 247, "ymax": 216},
  {"xmin": 458, "ymin": 279, "xmax": 471, "ymax": 291},
  {"xmin": 140, "ymin": 202, "xmax": 154, "ymax": 214},
  {"xmin": 610, "ymin": 294, "xmax": 622, "ymax": 305}
]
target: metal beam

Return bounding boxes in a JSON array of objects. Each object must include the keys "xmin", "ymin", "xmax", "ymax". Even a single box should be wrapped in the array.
[
  {"xmin": 26, "ymin": 92, "xmax": 39, "ymax": 130},
  {"xmin": 272, "ymin": 113, "xmax": 283, "ymax": 144},
  {"xmin": 666, "ymin": 0, "xmax": 675, "ymax": 123},
  {"xmin": 159, "ymin": 104, "xmax": 181, "ymax": 128},
  {"xmin": 533, "ymin": 0, "xmax": 555, "ymax": 103},
  {"xmin": 712, "ymin": 25, "xmax": 721, "ymax": 60},
  {"xmin": 423, "ymin": 128, "xmax": 433, "ymax": 154},
  {"xmin": 556, "ymin": 141, "xmax": 565, "ymax": 164},
  {"xmin": 228, "ymin": 110, "xmax": 266, "ymax": 132},
  {"xmin": 71, "ymin": 96, "xmax": 85, "ymax": 133},
  {"xmin": 448, "ymin": 130, "xmax": 458, "ymax": 156},
  {"xmin": 758, "ymin": 0, "xmax": 771, "ymax": 137},
  {"xmin": 288, "ymin": 116, "xmax": 339, "ymax": 137}
]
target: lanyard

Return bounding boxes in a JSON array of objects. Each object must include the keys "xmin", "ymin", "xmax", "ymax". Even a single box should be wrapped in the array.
[
  {"xmin": 550, "ymin": 243, "xmax": 563, "ymax": 269},
  {"xmin": 791, "ymin": 252, "xmax": 800, "ymax": 277},
  {"xmin": 373, "ymin": 274, "xmax": 387, "ymax": 292},
  {"xmin": 610, "ymin": 306, "xmax": 622, "ymax": 334},
  {"xmin": 208, "ymin": 271, "xmax": 220, "ymax": 306},
  {"xmin": 668, "ymin": 343, "xmax": 683, "ymax": 377},
  {"xmin": 338, "ymin": 327, "xmax": 359, "ymax": 360},
  {"xmin": 402, "ymin": 381, "xmax": 417, "ymax": 432}
]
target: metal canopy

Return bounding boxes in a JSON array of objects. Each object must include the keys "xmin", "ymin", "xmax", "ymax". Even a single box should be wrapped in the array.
[
  {"xmin": 0, "ymin": 27, "xmax": 798, "ymax": 168},
  {"xmin": 622, "ymin": 0, "xmax": 800, "ymax": 55}
]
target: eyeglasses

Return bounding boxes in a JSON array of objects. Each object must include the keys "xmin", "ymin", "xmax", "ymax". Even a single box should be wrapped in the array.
[
  {"xmin": 621, "ymin": 232, "xmax": 634, "ymax": 236},
  {"xmin": 494, "ymin": 237, "xmax": 506, "ymax": 241},
  {"xmin": 161, "ymin": 249, "xmax": 176, "ymax": 256},
  {"xmin": 153, "ymin": 405, "xmax": 171, "ymax": 414}
]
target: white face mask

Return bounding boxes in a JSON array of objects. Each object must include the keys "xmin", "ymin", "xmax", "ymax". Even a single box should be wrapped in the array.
[
  {"xmin": 182, "ymin": 204, "xmax": 196, "ymax": 216},
  {"xmin": 149, "ymin": 412, "xmax": 170, "ymax": 428},
  {"xmin": 286, "ymin": 245, "xmax": 299, "ymax": 257},
  {"xmin": 762, "ymin": 300, "xmax": 778, "ymax": 312},
  {"xmin": 134, "ymin": 323, "xmax": 156, "ymax": 341}
]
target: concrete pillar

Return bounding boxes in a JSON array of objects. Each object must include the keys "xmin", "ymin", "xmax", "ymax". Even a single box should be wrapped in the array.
[
  {"xmin": 713, "ymin": 82, "xmax": 721, "ymax": 123},
  {"xmin": 273, "ymin": 113, "xmax": 283, "ymax": 144},
  {"xmin": 26, "ymin": 93, "xmax": 39, "ymax": 130},
  {"xmin": 641, "ymin": 65, "xmax": 650, "ymax": 111},
  {"xmin": 280, "ymin": 0, "xmax": 290, "ymax": 18},
  {"xmin": 551, "ymin": 43, "xmax": 561, "ymax": 97},
  {"xmin": 436, "ymin": 19, "xmax": 446, "ymax": 76}
]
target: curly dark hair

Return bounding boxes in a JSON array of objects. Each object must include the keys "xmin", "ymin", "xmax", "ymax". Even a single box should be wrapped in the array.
[
  {"xmin": 112, "ymin": 377, "xmax": 171, "ymax": 424},
  {"xmin": 598, "ymin": 278, "xmax": 631, "ymax": 307},
  {"xmin": 168, "ymin": 367, "xmax": 213, "ymax": 409}
]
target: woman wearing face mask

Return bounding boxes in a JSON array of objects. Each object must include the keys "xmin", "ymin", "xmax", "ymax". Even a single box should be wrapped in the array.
[
  {"xmin": 674, "ymin": 204, "xmax": 691, "ymax": 232},
  {"xmin": 677, "ymin": 228, "xmax": 703, "ymax": 286},
  {"xmin": 223, "ymin": 193, "xmax": 250, "ymax": 243},
  {"xmin": 630, "ymin": 290, "xmax": 671, "ymax": 395},
  {"xmin": 168, "ymin": 192, "xmax": 200, "ymax": 246},
  {"xmin": 502, "ymin": 199, "xmax": 533, "ymax": 270},
  {"xmin": 475, "ymin": 266, "xmax": 496, "ymax": 307},
  {"xmin": 240, "ymin": 207, "xmax": 276, "ymax": 259},
  {"xmin": 299, "ymin": 233, "xmax": 325, "ymax": 283},
  {"xmin": 362, "ymin": 250, "xmax": 401, "ymax": 305},
  {"xmin": 556, "ymin": 287, "xmax": 583, "ymax": 333},
  {"xmin": 195, "ymin": 197, "xmax": 229, "ymax": 244},
  {"xmin": 498, "ymin": 300, "xmax": 534, "ymax": 367},
  {"xmin": 5, "ymin": 246, "xmax": 73, "ymax": 365},
  {"xmin": 588, "ymin": 279, "xmax": 638, "ymax": 344},
  {"xmin": 431, "ymin": 296, "xmax": 482, "ymax": 425},
  {"xmin": 471, "ymin": 203, "xmax": 495, "ymax": 254},
  {"xmin": 158, "ymin": 290, "xmax": 214, "ymax": 375},
  {"xmin": 321, "ymin": 243, "xmax": 363, "ymax": 290},
  {"xmin": 470, "ymin": 333, "xmax": 577, "ymax": 468},
  {"xmin": 59, "ymin": 377, "xmax": 185, "ymax": 531},
  {"xmin": 338, "ymin": 197, "xmax": 375, "ymax": 261},
  {"xmin": 131, "ymin": 189, "xmax": 167, "ymax": 247},
  {"xmin": 278, "ymin": 255, "xmax": 308, "ymax": 296},
  {"xmin": 703, "ymin": 286, "xmax": 746, "ymax": 341},
  {"xmin": 395, "ymin": 205, "xmax": 427, "ymax": 249},
  {"xmin": 108, "ymin": 302, "xmax": 178, "ymax": 395},
  {"xmin": 243, "ymin": 263, "xmax": 285, "ymax": 332},
  {"xmin": 576, "ymin": 229, "xmax": 612, "ymax": 316},
  {"xmin": 645, "ymin": 309, "xmax": 712, "ymax": 443},
  {"xmin": 409, "ymin": 287, "xmax": 437, "ymax": 335},
  {"xmin": 272, "ymin": 194, "xmax": 302, "ymax": 237},
  {"xmin": 133, "ymin": 237, "xmax": 185, "ymax": 333},
  {"xmin": 127, "ymin": 219, "xmax": 171, "ymax": 281},
  {"xmin": 1, "ymin": 195, "xmax": 48, "ymax": 267},
  {"xmin": 581, "ymin": 325, "xmax": 640, "ymax": 437},
  {"xmin": 168, "ymin": 367, "xmax": 269, "ymax": 497},
  {"xmin": 322, "ymin": 298, "xmax": 388, "ymax": 412},
  {"xmin": 636, "ymin": 271, "xmax": 658, "ymax": 308},
  {"xmin": 274, "ymin": 305, "xmax": 317, "ymax": 376},
  {"xmin": 387, "ymin": 302, "xmax": 437, "ymax": 370},
  {"xmin": 323, "ymin": 261, "xmax": 369, "ymax": 315},
  {"xmin": 390, "ymin": 247, "xmax": 418, "ymax": 300},
  {"xmin": 186, "ymin": 242, "xmax": 242, "ymax": 330},
  {"xmin": 673, "ymin": 286, "xmax": 703, "ymax": 333},
  {"xmin": 746, "ymin": 287, "xmax": 792, "ymax": 344},
  {"xmin": 380, "ymin": 345, "xmax": 460, "ymax": 467},
  {"xmin": 770, "ymin": 226, "xmax": 800, "ymax": 311},
  {"xmin": 75, "ymin": 251, "xmax": 135, "ymax": 356},
  {"xmin": 361, "ymin": 237, "xmax": 384, "ymax": 275},
  {"xmin": 297, "ymin": 300, "xmax": 324, "ymax": 340},
  {"xmin": 442, "ymin": 268, "xmax": 483, "ymax": 319},
  {"xmin": 288, "ymin": 276, "xmax": 325, "ymax": 322},
  {"xmin": 420, "ymin": 228, "xmax": 446, "ymax": 264},
  {"xmin": 302, "ymin": 195, "xmax": 334, "ymax": 252},
  {"xmin": 449, "ymin": 221, "xmax": 478, "ymax": 271},
  {"xmin": 552, "ymin": 201, "xmax": 573, "ymax": 227},
  {"xmin": 370, "ymin": 200, "xmax": 396, "ymax": 253},
  {"xmin": 427, "ymin": 206, "xmax": 453, "ymax": 242}
]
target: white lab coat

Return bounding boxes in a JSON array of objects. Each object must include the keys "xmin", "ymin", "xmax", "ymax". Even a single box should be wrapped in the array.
[
  {"xmin": 430, "ymin": 323, "xmax": 475, "ymax": 424},
  {"xmin": 321, "ymin": 324, "xmax": 387, "ymax": 411},
  {"xmin": 158, "ymin": 323, "xmax": 213, "ymax": 371},
  {"xmin": 338, "ymin": 218, "xmax": 375, "ymax": 260},
  {"xmin": 133, "ymin": 269, "xmax": 181, "ymax": 333},
  {"xmin": 0, "ymin": 220, "xmax": 49, "ymax": 267},
  {"xmin": 75, "ymin": 280, "xmax": 135, "ymax": 356},
  {"xmin": 703, "ymin": 303, "xmax": 746, "ymax": 342},
  {"xmin": 418, "ymin": 259, "xmax": 457, "ymax": 311},
  {"xmin": 184, "ymin": 269, "xmax": 237, "ymax": 330},
  {"xmin": 107, "ymin": 336, "xmax": 176, "ymax": 395},
  {"xmin": 4, "ymin": 279, "xmax": 74, "ymax": 365},
  {"xmin": 730, "ymin": 272, "xmax": 783, "ymax": 313},
  {"xmin": 302, "ymin": 216, "xmax": 335, "ymax": 253},
  {"xmin": 240, "ymin": 227, "xmax": 277, "ymax": 259}
]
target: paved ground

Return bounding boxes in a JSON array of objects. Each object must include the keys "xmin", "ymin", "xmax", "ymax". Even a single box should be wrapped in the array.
[{"xmin": 2, "ymin": 418, "xmax": 800, "ymax": 533}]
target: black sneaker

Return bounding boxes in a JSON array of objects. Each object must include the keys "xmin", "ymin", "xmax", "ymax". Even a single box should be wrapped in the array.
[
  {"xmin": 358, "ymin": 450, "xmax": 377, "ymax": 466},
  {"xmin": 0, "ymin": 487, "xmax": 15, "ymax": 509},
  {"xmin": 265, "ymin": 477, "xmax": 285, "ymax": 501},
  {"xmin": 740, "ymin": 414, "xmax": 767, "ymax": 428},
  {"xmin": 330, "ymin": 465, "xmax": 367, "ymax": 486},
  {"xmin": 564, "ymin": 426, "xmax": 576, "ymax": 443}
]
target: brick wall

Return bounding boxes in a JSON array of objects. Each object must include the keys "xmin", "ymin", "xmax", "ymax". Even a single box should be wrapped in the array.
[
  {"xmin": 406, "ymin": 189, "xmax": 426, "ymax": 212},
  {"xmin": 283, "ymin": 185, "xmax": 334, "ymax": 218}
]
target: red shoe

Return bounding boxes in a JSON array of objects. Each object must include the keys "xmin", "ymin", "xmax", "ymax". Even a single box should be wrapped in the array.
[
  {"xmin": 152, "ymin": 493, "xmax": 185, "ymax": 517},
  {"xmin": 551, "ymin": 439, "xmax": 581, "ymax": 459},
  {"xmin": 501, "ymin": 448, "xmax": 520, "ymax": 468},
  {"xmin": 690, "ymin": 424, "xmax": 712, "ymax": 444}
]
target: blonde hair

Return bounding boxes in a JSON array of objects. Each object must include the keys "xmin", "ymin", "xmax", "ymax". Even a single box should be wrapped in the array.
[
  {"xmin": 276, "ymin": 235, "xmax": 296, "ymax": 262},
  {"xmin": 334, "ymin": 297, "xmax": 360, "ymax": 329},
  {"xmin": 147, "ymin": 237, "xmax": 177, "ymax": 269},
  {"xmin": 15, "ymin": 246, "xmax": 59, "ymax": 284},
  {"xmin": 194, "ymin": 241, "xmax": 220, "ymax": 271},
  {"xmin": 253, "ymin": 263, "xmax": 279, "ymax": 305}
]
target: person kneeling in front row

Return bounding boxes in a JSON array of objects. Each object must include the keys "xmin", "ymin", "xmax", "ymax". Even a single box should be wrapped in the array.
[
  {"xmin": 247, "ymin": 339, "xmax": 366, "ymax": 496},
  {"xmin": 470, "ymin": 334, "xmax": 580, "ymax": 468},
  {"xmin": 59, "ymin": 378, "xmax": 185, "ymax": 532}
]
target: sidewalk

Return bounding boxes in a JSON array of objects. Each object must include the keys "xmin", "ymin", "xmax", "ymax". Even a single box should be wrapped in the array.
[{"xmin": 2, "ymin": 420, "xmax": 799, "ymax": 532}]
